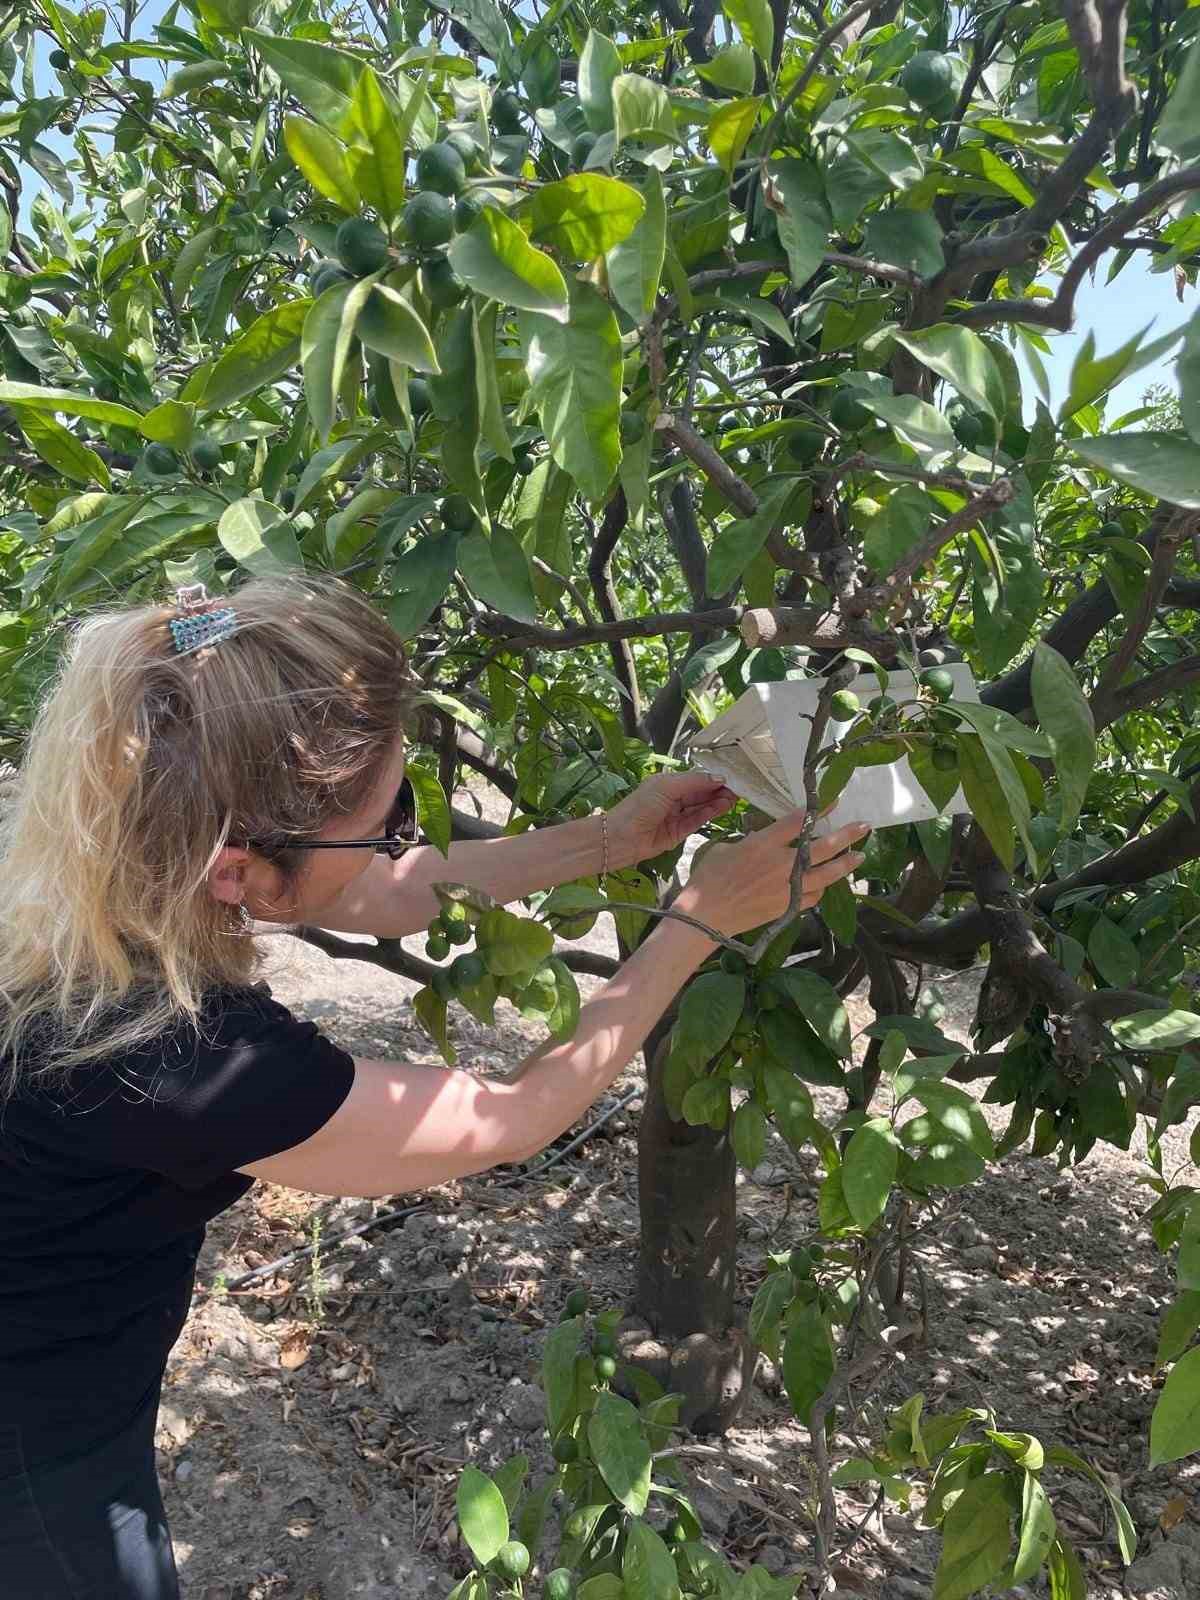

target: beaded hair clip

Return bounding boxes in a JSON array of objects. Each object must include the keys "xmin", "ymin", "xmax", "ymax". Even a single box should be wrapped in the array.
[{"xmin": 168, "ymin": 583, "xmax": 237, "ymax": 656}]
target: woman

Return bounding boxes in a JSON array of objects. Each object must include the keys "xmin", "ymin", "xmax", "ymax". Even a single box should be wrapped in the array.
[{"xmin": 0, "ymin": 574, "xmax": 867, "ymax": 1598}]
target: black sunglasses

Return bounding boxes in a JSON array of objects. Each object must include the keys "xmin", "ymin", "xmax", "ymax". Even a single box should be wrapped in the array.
[{"xmin": 248, "ymin": 777, "xmax": 420, "ymax": 862}]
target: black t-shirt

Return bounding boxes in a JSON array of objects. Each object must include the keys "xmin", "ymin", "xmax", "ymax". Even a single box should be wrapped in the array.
[{"xmin": 0, "ymin": 983, "xmax": 355, "ymax": 1470}]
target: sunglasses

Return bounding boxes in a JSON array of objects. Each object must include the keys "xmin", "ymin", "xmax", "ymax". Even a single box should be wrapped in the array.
[{"xmin": 248, "ymin": 777, "xmax": 420, "ymax": 862}]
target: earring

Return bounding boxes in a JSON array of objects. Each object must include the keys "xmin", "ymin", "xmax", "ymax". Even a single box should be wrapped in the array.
[{"xmin": 221, "ymin": 902, "xmax": 255, "ymax": 937}]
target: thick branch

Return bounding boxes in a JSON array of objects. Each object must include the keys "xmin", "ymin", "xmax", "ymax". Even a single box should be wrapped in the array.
[
  {"xmin": 1091, "ymin": 508, "xmax": 1195, "ymax": 721},
  {"xmin": 846, "ymin": 479, "xmax": 1014, "ymax": 617},
  {"xmin": 587, "ymin": 490, "xmax": 643, "ymax": 735},
  {"xmin": 655, "ymin": 414, "xmax": 759, "ymax": 518}
]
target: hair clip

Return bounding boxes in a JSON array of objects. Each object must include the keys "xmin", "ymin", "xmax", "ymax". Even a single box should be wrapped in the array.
[{"xmin": 169, "ymin": 583, "xmax": 236, "ymax": 656}]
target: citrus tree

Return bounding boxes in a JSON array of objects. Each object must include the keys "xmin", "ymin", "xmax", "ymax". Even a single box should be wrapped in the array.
[{"xmin": 5, "ymin": 0, "xmax": 1200, "ymax": 1590}]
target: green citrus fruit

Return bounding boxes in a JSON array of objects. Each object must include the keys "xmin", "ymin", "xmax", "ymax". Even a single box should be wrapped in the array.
[
  {"xmin": 594, "ymin": 1354, "xmax": 617, "ymax": 1381},
  {"xmin": 444, "ymin": 129, "xmax": 479, "ymax": 168},
  {"xmin": 444, "ymin": 918, "xmax": 473, "ymax": 947},
  {"xmin": 920, "ymin": 666, "xmax": 955, "ymax": 700},
  {"xmin": 494, "ymin": 1541, "xmax": 531, "ymax": 1581},
  {"xmin": 312, "ymin": 262, "xmax": 352, "ymax": 297},
  {"xmin": 267, "ymin": 203, "xmax": 291, "ymax": 228},
  {"xmin": 829, "ymin": 689, "xmax": 860, "ymax": 722},
  {"xmin": 440, "ymin": 493, "xmax": 476, "ymax": 532},
  {"xmin": 565, "ymin": 1287, "xmax": 589, "ymax": 1316},
  {"xmin": 901, "ymin": 50, "xmax": 954, "ymax": 108},
  {"xmin": 951, "ymin": 410, "xmax": 984, "ymax": 448},
  {"xmin": 143, "ymin": 443, "xmax": 178, "ymax": 476},
  {"xmin": 552, "ymin": 1434, "xmax": 579, "ymax": 1463},
  {"xmin": 408, "ymin": 377, "xmax": 432, "ymax": 420},
  {"xmin": 513, "ymin": 448, "xmax": 536, "ymax": 476},
  {"xmin": 423, "ymin": 256, "xmax": 466, "ymax": 310},
  {"xmin": 442, "ymin": 901, "xmax": 471, "ymax": 925},
  {"xmin": 931, "ymin": 741, "xmax": 958, "ymax": 772},
  {"xmin": 572, "ymin": 131, "xmax": 598, "ymax": 168},
  {"xmin": 545, "ymin": 1571, "xmax": 575, "ymax": 1600},
  {"xmin": 869, "ymin": 694, "xmax": 897, "ymax": 717},
  {"xmin": 95, "ymin": 379, "xmax": 120, "ymax": 401},
  {"xmin": 416, "ymin": 140, "xmax": 468, "ymax": 197},
  {"xmin": 335, "ymin": 217, "xmax": 390, "ymax": 276},
  {"xmin": 451, "ymin": 952, "xmax": 486, "ymax": 988},
  {"xmin": 492, "ymin": 90, "xmax": 523, "ymax": 133},
  {"xmin": 50, "ymin": 49, "xmax": 70, "ymax": 70},
  {"xmin": 191, "ymin": 436, "xmax": 222, "ymax": 472},
  {"xmin": 425, "ymin": 932, "xmax": 451, "ymax": 961},
  {"xmin": 455, "ymin": 194, "xmax": 483, "ymax": 231},
  {"xmin": 787, "ymin": 425, "xmax": 824, "ymax": 465},
  {"xmin": 830, "ymin": 389, "xmax": 871, "ymax": 431},
  {"xmin": 619, "ymin": 411, "xmax": 646, "ymax": 445},
  {"xmin": 58, "ymin": 120, "xmax": 75, "ymax": 135},
  {"xmin": 592, "ymin": 1330, "xmax": 616, "ymax": 1357},
  {"xmin": 402, "ymin": 191, "xmax": 454, "ymax": 250},
  {"xmin": 279, "ymin": 488, "xmax": 296, "ymax": 511},
  {"xmin": 1100, "ymin": 519, "xmax": 1125, "ymax": 539}
]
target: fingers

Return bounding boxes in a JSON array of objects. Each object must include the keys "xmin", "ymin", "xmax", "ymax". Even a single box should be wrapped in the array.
[
  {"xmin": 808, "ymin": 821, "xmax": 871, "ymax": 864},
  {"xmin": 759, "ymin": 807, "xmax": 811, "ymax": 843},
  {"xmin": 798, "ymin": 849, "xmax": 866, "ymax": 906}
]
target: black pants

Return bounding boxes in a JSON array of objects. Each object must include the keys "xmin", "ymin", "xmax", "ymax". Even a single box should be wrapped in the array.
[{"xmin": 0, "ymin": 1383, "xmax": 178, "ymax": 1599}]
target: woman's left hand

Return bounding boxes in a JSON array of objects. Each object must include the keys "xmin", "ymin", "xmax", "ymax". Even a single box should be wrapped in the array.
[{"xmin": 607, "ymin": 771, "xmax": 737, "ymax": 867}]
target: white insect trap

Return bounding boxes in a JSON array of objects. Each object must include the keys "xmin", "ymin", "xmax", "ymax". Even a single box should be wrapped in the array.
[{"xmin": 687, "ymin": 665, "xmax": 980, "ymax": 835}]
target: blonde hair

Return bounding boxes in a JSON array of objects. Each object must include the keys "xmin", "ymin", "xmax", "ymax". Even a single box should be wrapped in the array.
[{"xmin": 0, "ymin": 573, "xmax": 414, "ymax": 1094}]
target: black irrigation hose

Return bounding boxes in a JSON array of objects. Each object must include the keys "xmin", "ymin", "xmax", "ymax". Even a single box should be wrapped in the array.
[{"xmin": 215, "ymin": 1087, "xmax": 642, "ymax": 1296}]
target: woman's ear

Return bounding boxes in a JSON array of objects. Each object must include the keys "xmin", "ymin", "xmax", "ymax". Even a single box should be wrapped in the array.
[{"xmin": 206, "ymin": 845, "xmax": 252, "ymax": 906}]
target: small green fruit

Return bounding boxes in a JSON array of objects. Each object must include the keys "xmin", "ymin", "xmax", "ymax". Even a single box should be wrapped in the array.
[
  {"xmin": 279, "ymin": 488, "xmax": 296, "ymax": 511},
  {"xmin": 311, "ymin": 262, "xmax": 352, "ymax": 298},
  {"xmin": 444, "ymin": 129, "xmax": 479, "ymax": 168},
  {"xmin": 266, "ymin": 204, "xmax": 291, "ymax": 228},
  {"xmin": 191, "ymin": 436, "xmax": 222, "ymax": 472},
  {"xmin": 335, "ymin": 217, "xmax": 390, "ymax": 276},
  {"xmin": 564, "ymin": 1286, "xmax": 589, "ymax": 1316},
  {"xmin": 830, "ymin": 388, "xmax": 871, "ymax": 431},
  {"xmin": 416, "ymin": 140, "xmax": 468, "ymax": 197},
  {"xmin": 951, "ymin": 409, "xmax": 984, "ymax": 448},
  {"xmin": 402, "ymin": 191, "xmax": 454, "ymax": 250},
  {"xmin": 552, "ymin": 1434, "xmax": 579, "ymax": 1464},
  {"xmin": 545, "ymin": 1571, "xmax": 575, "ymax": 1600},
  {"xmin": 444, "ymin": 918, "xmax": 473, "ymax": 947},
  {"xmin": 619, "ymin": 411, "xmax": 646, "ymax": 445},
  {"xmin": 787, "ymin": 424, "xmax": 824, "ymax": 465},
  {"xmin": 143, "ymin": 443, "xmax": 178, "ymax": 477},
  {"xmin": 408, "ymin": 377, "xmax": 432, "ymax": 420},
  {"xmin": 440, "ymin": 493, "xmax": 476, "ymax": 532},
  {"xmin": 425, "ymin": 932, "xmax": 451, "ymax": 961},
  {"xmin": 572, "ymin": 131, "xmax": 598, "ymax": 168},
  {"xmin": 1100, "ymin": 519, "xmax": 1125, "ymax": 539},
  {"xmin": 494, "ymin": 1541, "xmax": 531, "ymax": 1581},
  {"xmin": 594, "ymin": 1354, "xmax": 617, "ymax": 1381},
  {"xmin": 901, "ymin": 50, "xmax": 955, "ymax": 109},
  {"xmin": 513, "ymin": 448, "xmax": 536, "ymax": 476},
  {"xmin": 423, "ymin": 255, "xmax": 467, "ymax": 310},
  {"xmin": 50, "ymin": 49, "xmax": 71, "ymax": 70},
  {"xmin": 869, "ymin": 694, "xmax": 897, "ymax": 718},
  {"xmin": 829, "ymin": 689, "xmax": 860, "ymax": 722},
  {"xmin": 443, "ymin": 900, "xmax": 471, "ymax": 925},
  {"xmin": 920, "ymin": 666, "xmax": 955, "ymax": 700},
  {"xmin": 492, "ymin": 90, "xmax": 523, "ymax": 134},
  {"xmin": 455, "ymin": 194, "xmax": 483, "ymax": 231},
  {"xmin": 592, "ymin": 1330, "xmax": 616, "ymax": 1357},
  {"xmin": 451, "ymin": 952, "xmax": 486, "ymax": 988}
]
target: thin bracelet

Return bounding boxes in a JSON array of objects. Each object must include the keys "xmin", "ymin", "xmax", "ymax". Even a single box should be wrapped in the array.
[{"xmin": 596, "ymin": 809, "xmax": 610, "ymax": 887}]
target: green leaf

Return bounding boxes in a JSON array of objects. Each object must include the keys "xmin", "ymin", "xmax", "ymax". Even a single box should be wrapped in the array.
[
  {"xmin": 932, "ymin": 1472, "xmax": 1013, "ymax": 1600},
  {"xmin": 15, "ymin": 409, "xmax": 109, "ymax": 487},
  {"xmin": 448, "ymin": 207, "xmax": 568, "ymax": 320},
  {"xmin": 607, "ymin": 168, "xmax": 665, "ymax": 323},
  {"xmin": 246, "ymin": 30, "xmax": 369, "ymax": 133},
  {"xmin": 842, "ymin": 1117, "xmax": 899, "ymax": 1230},
  {"xmin": 0, "ymin": 381, "xmax": 142, "ymax": 430},
  {"xmin": 343, "ymin": 68, "xmax": 408, "ymax": 226},
  {"xmin": 404, "ymin": 760, "xmax": 450, "ymax": 856},
  {"xmin": 820, "ymin": 875, "xmax": 858, "ymax": 946},
  {"xmin": 456, "ymin": 1464, "xmax": 509, "ymax": 1567},
  {"xmin": 588, "ymin": 1391, "xmax": 652, "ymax": 1515},
  {"xmin": 1151, "ymin": 1345, "xmax": 1200, "ymax": 1465},
  {"xmin": 761, "ymin": 1061, "xmax": 816, "ymax": 1151},
  {"xmin": 1012, "ymin": 1471, "xmax": 1057, "ymax": 1584},
  {"xmin": 54, "ymin": 498, "xmax": 145, "ymax": 597},
  {"xmin": 732, "ymin": 1100, "xmax": 768, "ymax": 1171},
  {"xmin": 848, "ymin": 384, "xmax": 959, "ymax": 460},
  {"xmin": 1159, "ymin": 33, "xmax": 1200, "ymax": 161},
  {"xmin": 458, "ymin": 527, "xmax": 538, "ymax": 622},
  {"xmin": 781, "ymin": 1301, "xmax": 834, "ymax": 1426},
  {"xmin": 283, "ymin": 115, "xmax": 358, "ymax": 212},
  {"xmin": 706, "ymin": 480, "xmax": 794, "ymax": 595},
  {"xmin": 1047, "ymin": 1538, "xmax": 1087, "ymax": 1600},
  {"xmin": 387, "ymin": 531, "xmax": 460, "ymax": 639},
  {"xmin": 762, "ymin": 1009, "xmax": 844, "ymax": 1088},
  {"xmin": 217, "ymin": 497, "xmax": 302, "ymax": 573},
  {"xmin": 958, "ymin": 732, "xmax": 1015, "ymax": 870},
  {"xmin": 546, "ymin": 957, "xmax": 581, "ymax": 1039},
  {"xmin": 1111, "ymin": 1009, "xmax": 1200, "ymax": 1050},
  {"xmin": 1087, "ymin": 915, "xmax": 1139, "ymax": 988},
  {"xmin": 519, "ymin": 280, "xmax": 623, "ymax": 502},
  {"xmin": 863, "ymin": 210, "xmax": 944, "ymax": 278},
  {"xmin": 173, "ymin": 226, "xmax": 221, "ymax": 304},
  {"xmin": 697, "ymin": 43, "xmax": 756, "ymax": 95},
  {"xmin": 622, "ymin": 1520, "xmax": 681, "ymax": 1600},
  {"xmin": 770, "ymin": 160, "xmax": 828, "ymax": 290},
  {"xmin": 476, "ymin": 908, "xmax": 554, "ymax": 975},
  {"xmin": 200, "ymin": 299, "xmax": 309, "ymax": 413},
  {"xmin": 1031, "ymin": 643, "xmax": 1094, "ymax": 834},
  {"xmin": 707, "ymin": 97, "xmax": 763, "ymax": 176},
  {"xmin": 1157, "ymin": 1292, "xmax": 1200, "ymax": 1368},
  {"xmin": 138, "ymin": 399, "xmax": 197, "ymax": 452},
  {"xmin": 1059, "ymin": 324, "xmax": 1179, "ymax": 423},
  {"xmin": 749, "ymin": 1270, "xmax": 794, "ymax": 1362},
  {"xmin": 863, "ymin": 485, "xmax": 936, "ymax": 577},
  {"xmin": 1070, "ymin": 434, "xmax": 1200, "ymax": 508},
  {"xmin": 542, "ymin": 1316, "xmax": 582, "ymax": 1433},
  {"xmin": 612, "ymin": 73, "xmax": 676, "ymax": 150},
  {"xmin": 903, "ymin": 1081, "xmax": 995, "ymax": 1161},
  {"xmin": 725, "ymin": 0, "xmax": 774, "ymax": 64},
  {"xmin": 357, "ymin": 284, "xmax": 439, "ymax": 371},
  {"xmin": 530, "ymin": 175, "xmax": 645, "ymax": 259},
  {"xmin": 578, "ymin": 31, "xmax": 621, "ymax": 133},
  {"xmin": 447, "ymin": 0, "xmax": 513, "ymax": 69},
  {"xmin": 302, "ymin": 276, "xmax": 375, "ymax": 443},
  {"xmin": 891, "ymin": 324, "xmax": 1007, "ymax": 421},
  {"xmin": 490, "ymin": 1454, "xmax": 529, "ymax": 1516},
  {"xmin": 675, "ymin": 971, "xmax": 746, "ymax": 1064},
  {"xmin": 770, "ymin": 967, "xmax": 852, "ymax": 1058},
  {"xmin": 1179, "ymin": 309, "xmax": 1200, "ymax": 448}
]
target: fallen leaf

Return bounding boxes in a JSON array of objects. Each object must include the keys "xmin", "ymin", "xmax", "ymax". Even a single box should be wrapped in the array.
[
  {"xmin": 279, "ymin": 1332, "xmax": 311, "ymax": 1370},
  {"xmin": 1160, "ymin": 1494, "xmax": 1189, "ymax": 1532}
]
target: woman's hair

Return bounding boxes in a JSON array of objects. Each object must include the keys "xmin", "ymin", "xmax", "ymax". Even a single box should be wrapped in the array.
[{"xmin": 0, "ymin": 573, "xmax": 414, "ymax": 1095}]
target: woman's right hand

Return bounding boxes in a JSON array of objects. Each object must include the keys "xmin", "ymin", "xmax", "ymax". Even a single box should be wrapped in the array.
[{"xmin": 677, "ymin": 810, "xmax": 869, "ymax": 937}]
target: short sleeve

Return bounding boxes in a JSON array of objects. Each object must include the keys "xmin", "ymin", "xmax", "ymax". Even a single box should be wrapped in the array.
[{"xmin": 38, "ymin": 986, "xmax": 356, "ymax": 1190}]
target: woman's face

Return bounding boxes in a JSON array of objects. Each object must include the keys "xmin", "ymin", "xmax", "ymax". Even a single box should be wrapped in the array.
[{"xmin": 230, "ymin": 736, "xmax": 409, "ymax": 925}]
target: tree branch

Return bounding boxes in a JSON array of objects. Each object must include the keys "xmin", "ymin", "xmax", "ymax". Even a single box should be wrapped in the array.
[
  {"xmin": 1090, "ymin": 507, "xmax": 1196, "ymax": 721},
  {"xmin": 587, "ymin": 490, "xmax": 643, "ymax": 735},
  {"xmin": 846, "ymin": 479, "xmax": 1015, "ymax": 617}
]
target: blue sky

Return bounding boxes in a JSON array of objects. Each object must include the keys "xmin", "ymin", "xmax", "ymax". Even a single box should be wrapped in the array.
[{"xmin": 22, "ymin": 7, "xmax": 1194, "ymax": 419}]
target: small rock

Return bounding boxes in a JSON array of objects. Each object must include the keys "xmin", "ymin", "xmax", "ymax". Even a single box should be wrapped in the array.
[
  {"xmin": 174, "ymin": 1459, "xmax": 194, "ymax": 1483},
  {"xmin": 445, "ymin": 1374, "xmax": 471, "ymax": 1404},
  {"xmin": 503, "ymin": 1381, "xmax": 544, "ymax": 1431},
  {"xmin": 963, "ymin": 1243, "xmax": 999, "ymax": 1272},
  {"xmin": 756, "ymin": 1544, "xmax": 792, "ymax": 1576}
]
